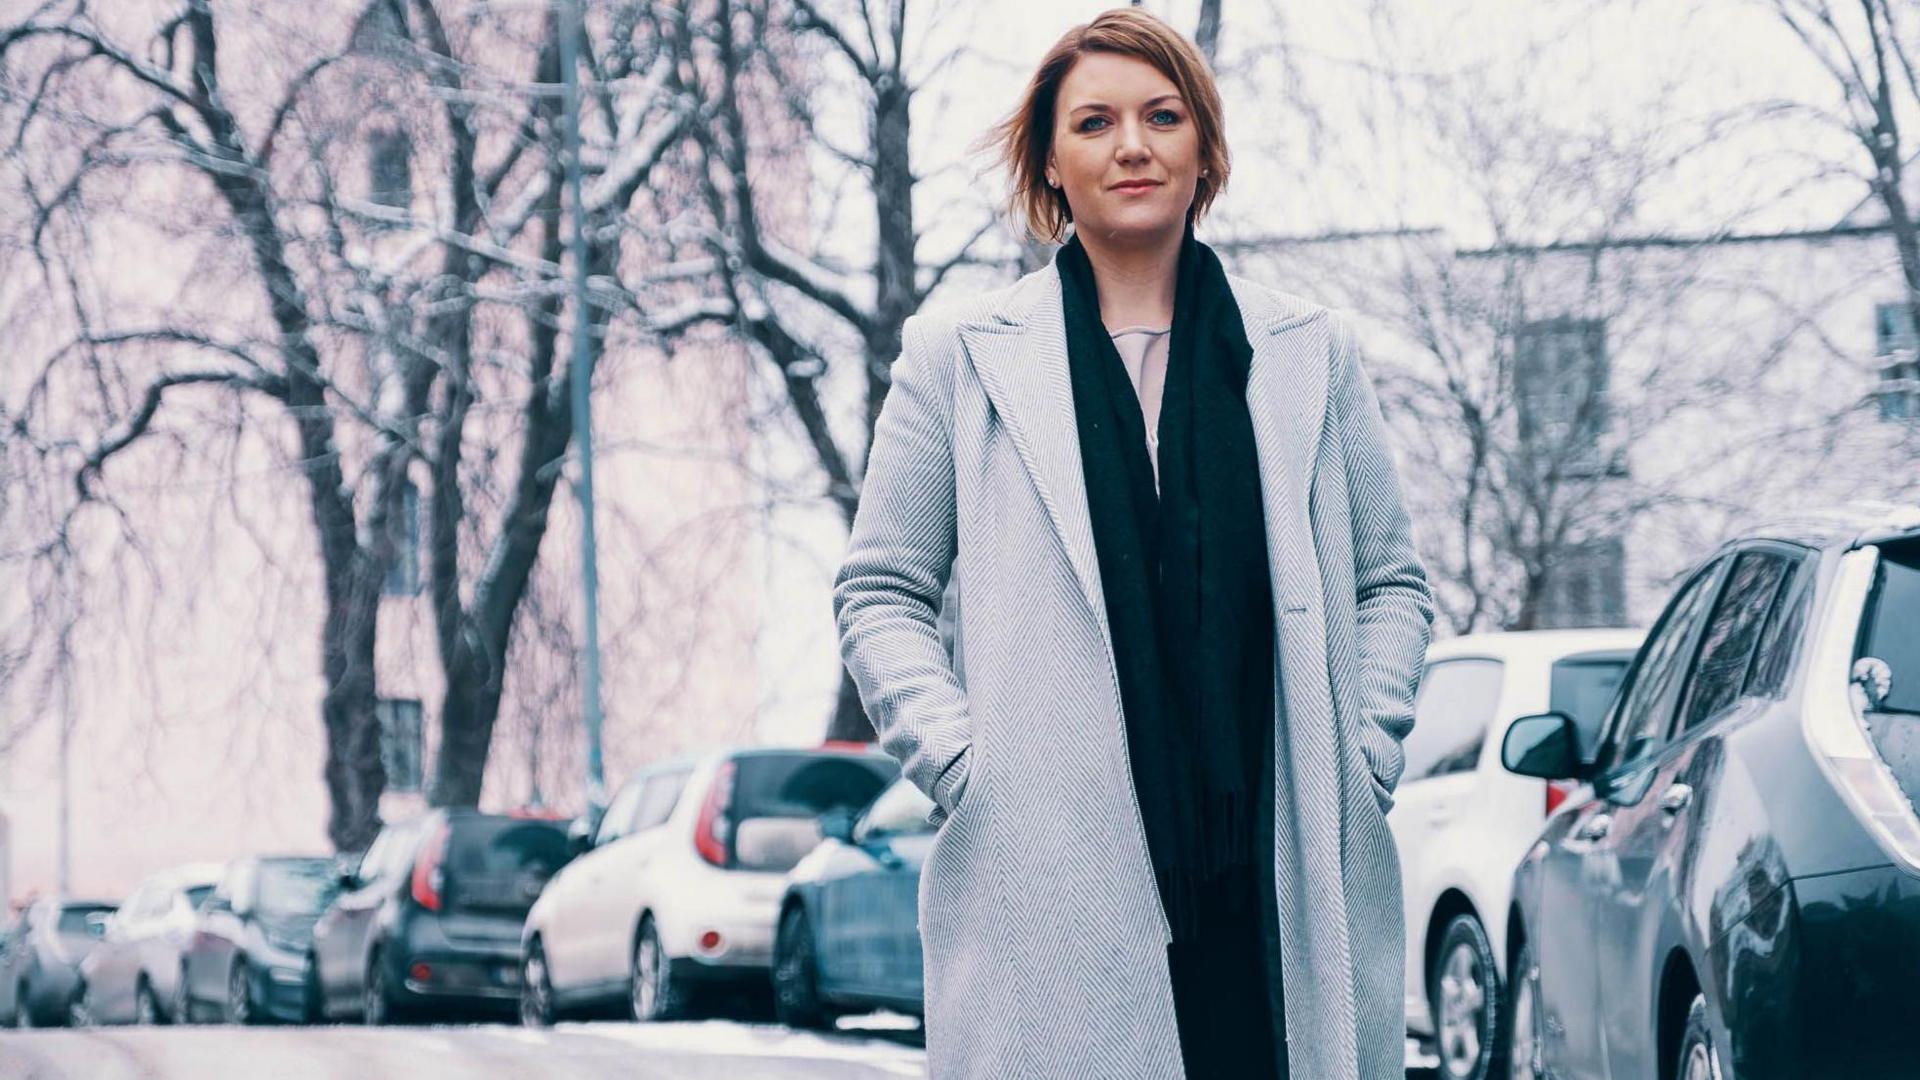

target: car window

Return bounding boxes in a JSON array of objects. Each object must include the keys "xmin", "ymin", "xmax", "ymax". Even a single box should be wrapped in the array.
[
  {"xmin": 256, "ymin": 860, "xmax": 338, "ymax": 915},
  {"xmin": 595, "ymin": 778, "xmax": 647, "ymax": 847},
  {"xmin": 858, "ymin": 779, "xmax": 936, "ymax": 837},
  {"xmin": 360, "ymin": 821, "xmax": 420, "ymax": 884},
  {"xmin": 1678, "ymin": 551, "xmax": 1794, "ymax": 733},
  {"xmin": 1549, "ymin": 651, "xmax": 1634, "ymax": 760},
  {"xmin": 632, "ymin": 769, "xmax": 691, "ymax": 833},
  {"xmin": 1858, "ymin": 539, "xmax": 1920, "ymax": 714},
  {"xmin": 729, "ymin": 752, "xmax": 898, "ymax": 821},
  {"xmin": 57, "ymin": 905, "xmax": 114, "ymax": 938},
  {"xmin": 1403, "ymin": 658, "xmax": 1505, "ymax": 782},
  {"xmin": 182, "ymin": 885, "xmax": 216, "ymax": 912},
  {"xmin": 1600, "ymin": 560, "xmax": 1723, "ymax": 775},
  {"xmin": 1746, "ymin": 561, "xmax": 1812, "ymax": 699},
  {"xmin": 447, "ymin": 817, "xmax": 571, "ymax": 879}
]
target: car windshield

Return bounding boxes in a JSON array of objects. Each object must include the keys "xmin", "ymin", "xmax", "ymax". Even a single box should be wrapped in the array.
[
  {"xmin": 256, "ymin": 860, "xmax": 338, "ymax": 915},
  {"xmin": 184, "ymin": 885, "xmax": 216, "ymax": 911},
  {"xmin": 57, "ymin": 904, "xmax": 114, "ymax": 938}
]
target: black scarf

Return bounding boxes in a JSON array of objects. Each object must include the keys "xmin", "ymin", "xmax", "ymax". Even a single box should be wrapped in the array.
[{"xmin": 1058, "ymin": 220, "xmax": 1275, "ymax": 942}]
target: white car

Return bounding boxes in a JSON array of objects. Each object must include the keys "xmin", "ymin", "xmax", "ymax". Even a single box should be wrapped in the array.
[
  {"xmin": 1392, "ymin": 629, "xmax": 1643, "ymax": 1080},
  {"xmin": 518, "ymin": 744, "xmax": 898, "ymax": 1025},
  {"xmin": 74, "ymin": 862, "xmax": 225, "ymax": 1025}
]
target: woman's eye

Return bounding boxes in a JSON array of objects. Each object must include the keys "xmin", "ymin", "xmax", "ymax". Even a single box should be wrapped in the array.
[
  {"xmin": 1151, "ymin": 109, "xmax": 1181, "ymax": 125},
  {"xmin": 1078, "ymin": 115, "xmax": 1110, "ymax": 132}
]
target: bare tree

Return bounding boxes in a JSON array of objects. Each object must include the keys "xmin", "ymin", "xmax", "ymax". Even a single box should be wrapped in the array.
[
  {"xmin": 661, "ymin": 0, "xmax": 1013, "ymax": 741},
  {"xmin": 1760, "ymin": 0, "xmax": 1920, "ymax": 396},
  {"xmin": 0, "ymin": 0, "xmax": 726, "ymax": 840}
]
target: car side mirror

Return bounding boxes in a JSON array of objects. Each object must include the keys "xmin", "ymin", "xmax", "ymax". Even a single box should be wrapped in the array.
[
  {"xmin": 817, "ymin": 806, "xmax": 856, "ymax": 844},
  {"xmin": 567, "ymin": 815, "xmax": 596, "ymax": 857},
  {"xmin": 1502, "ymin": 711, "xmax": 1588, "ymax": 781}
]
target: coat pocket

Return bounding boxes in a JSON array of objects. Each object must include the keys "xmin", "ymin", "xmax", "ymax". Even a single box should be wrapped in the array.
[{"xmin": 1366, "ymin": 769, "xmax": 1395, "ymax": 816}]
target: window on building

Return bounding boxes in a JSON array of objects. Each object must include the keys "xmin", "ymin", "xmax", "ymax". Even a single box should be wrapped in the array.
[
  {"xmin": 367, "ymin": 128, "xmax": 412, "ymax": 212},
  {"xmin": 1874, "ymin": 301, "xmax": 1919, "ymax": 421},
  {"xmin": 383, "ymin": 480, "xmax": 420, "ymax": 597},
  {"xmin": 1537, "ymin": 535, "xmax": 1628, "ymax": 629},
  {"xmin": 1513, "ymin": 317, "xmax": 1617, "ymax": 478},
  {"xmin": 376, "ymin": 698, "xmax": 424, "ymax": 793}
]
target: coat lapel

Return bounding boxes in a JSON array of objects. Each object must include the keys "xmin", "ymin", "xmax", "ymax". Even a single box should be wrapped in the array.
[
  {"xmin": 957, "ymin": 264, "xmax": 1330, "ymax": 630},
  {"xmin": 958, "ymin": 269, "xmax": 1111, "ymax": 629}
]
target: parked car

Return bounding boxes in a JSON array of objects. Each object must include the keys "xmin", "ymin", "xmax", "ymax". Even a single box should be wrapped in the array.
[
  {"xmin": 177, "ymin": 855, "xmax": 338, "ymax": 1024},
  {"xmin": 1391, "ymin": 629, "xmax": 1642, "ymax": 1080},
  {"xmin": 519, "ymin": 745, "xmax": 899, "ymax": 1025},
  {"xmin": 0, "ymin": 897, "xmax": 116, "ymax": 1027},
  {"xmin": 73, "ymin": 863, "xmax": 223, "ymax": 1025},
  {"xmin": 309, "ymin": 809, "xmax": 572, "ymax": 1024},
  {"xmin": 1501, "ymin": 502, "xmax": 1920, "ymax": 1079},
  {"xmin": 773, "ymin": 775, "xmax": 933, "ymax": 1028}
]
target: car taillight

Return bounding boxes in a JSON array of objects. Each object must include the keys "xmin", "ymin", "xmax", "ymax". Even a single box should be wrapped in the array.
[
  {"xmin": 1545, "ymin": 780, "xmax": 1573, "ymax": 817},
  {"xmin": 694, "ymin": 760, "xmax": 735, "ymax": 868},
  {"xmin": 1804, "ymin": 547, "xmax": 1920, "ymax": 875},
  {"xmin": 411, "ymin": 821, "xmax": 449, "ymax": 912}
]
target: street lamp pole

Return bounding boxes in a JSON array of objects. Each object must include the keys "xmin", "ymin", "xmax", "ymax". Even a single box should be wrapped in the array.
[{"xmin": 558, "ymin": 0, "xmax": 607, "ymax": 811}]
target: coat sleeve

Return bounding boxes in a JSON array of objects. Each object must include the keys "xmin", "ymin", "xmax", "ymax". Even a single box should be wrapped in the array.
[
  {"xmin": 832, "ymin": 314, "xmax": 974, "ymax": 817},
  {"xmin": 1329, "ymin": 311, "xmax": 1435, "ymax": 795}
]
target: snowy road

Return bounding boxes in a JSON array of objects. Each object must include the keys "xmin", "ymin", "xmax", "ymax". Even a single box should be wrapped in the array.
[
  {"xmin": 0, "ymin": 1020, "xmax": 929, "ymax": 1079},
  {"xmin": 0, "ymin": 1021, "xmax": 1449, "ymax": 1078}
]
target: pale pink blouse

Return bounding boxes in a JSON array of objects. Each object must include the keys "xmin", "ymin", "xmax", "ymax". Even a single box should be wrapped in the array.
[{"xmin": 1108, "ymin": 324, "xmax": 1172, "ymax": 493}]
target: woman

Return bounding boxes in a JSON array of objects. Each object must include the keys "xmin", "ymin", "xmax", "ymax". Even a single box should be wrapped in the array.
[{"xmin": 832, "ymin": 9, "xmax": 1433, "ymax": 1079}]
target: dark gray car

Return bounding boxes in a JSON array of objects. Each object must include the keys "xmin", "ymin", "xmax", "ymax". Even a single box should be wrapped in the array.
[
  {"xmin": 178, "ymin": 855, "xmax": 338, "ymax": 1024},
  {"xmin": 310, "ymin": 810, "xmax": 572, "ymax": 1024},
  {"xmin": 0, "ymin": 897, "xmax": 116, "ymax": 1027}
]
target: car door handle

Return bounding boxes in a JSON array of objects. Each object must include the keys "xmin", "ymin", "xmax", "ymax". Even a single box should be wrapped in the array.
[
  {"xmin": 1659, "ymin": 783, "xmax": 1694, "ymax": 816},
  {"xmin": 1573, "ymin": 814, "xmax": 1612, "ymax": 843}
]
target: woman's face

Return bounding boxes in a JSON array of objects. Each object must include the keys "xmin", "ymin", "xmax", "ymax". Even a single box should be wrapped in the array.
[{"xmin": 1047, "ymin": 52, "xmax": 1203, "ymax": 249}]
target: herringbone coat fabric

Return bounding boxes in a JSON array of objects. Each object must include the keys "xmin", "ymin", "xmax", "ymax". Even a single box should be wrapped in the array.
[{"xmin": 832, "ymin": 259, "xmax": 1435, "ymax": 1080}]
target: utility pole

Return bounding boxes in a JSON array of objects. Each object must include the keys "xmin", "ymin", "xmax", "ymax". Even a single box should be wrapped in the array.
[
  {"xmin": 558, "ymin": 0, "xmax": 608, "ymax": 812},
  {"xmin": 56, "ymin": 565, "xmax": 72, "ymax": 895}
]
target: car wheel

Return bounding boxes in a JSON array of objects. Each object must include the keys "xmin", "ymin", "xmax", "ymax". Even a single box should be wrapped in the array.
[
  {"xmin": 134, "ymin": 977, "xmax": 162, "ymax": 1026},
  {"xmin": 1676, "ymin": 993, "xmax": 1723, "ymax": 1080},
  {"xmin": 630, "ymin": 919, "xmax": 692, "ymax": 1023},
  {"xmin": 1504, "ymin": 937, "xmax": 1544, "ymax": 1080},
  {"xmin": 772, "ymin": 906, "xmax": 834, "ymax": 1031},
  {"xmin": 302, "ymin": 956, "xmax": 324, "ymax": 1025},
  {"xmin": 363, "ymin": 952, "xmax": 391, "ymax": 1026},
  {"xmin": 1431, "ymin": 913, "xmax": 1501, "ymax": 1080},
  {"xmin": 520, "ymin": 940, "xmax": 554, "ymax": 1028},
  {"xmin": 67, "ymin": 981, "xmax": 94, "ymax": 1028},
  {"xmin": 171, "ymin": 965, "xmax": 195, "ymax": 1025},
  {"xmin": 226, "ymin": 959, "xmax": 254, "ymax": 1026}
]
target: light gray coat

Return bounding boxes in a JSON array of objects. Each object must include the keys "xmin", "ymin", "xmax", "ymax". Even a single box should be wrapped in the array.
[{"xmin": 832, "ymin": 258, "xmax": 1435, "ymax": 1079}]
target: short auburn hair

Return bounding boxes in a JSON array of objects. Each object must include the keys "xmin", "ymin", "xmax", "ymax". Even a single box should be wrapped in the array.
[{"xmin": 981, "ymin": 8, "xmax": 1230, "ymax": 243}]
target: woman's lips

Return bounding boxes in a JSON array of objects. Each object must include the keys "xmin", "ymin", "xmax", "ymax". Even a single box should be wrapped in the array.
[{"xmin": 1111, "ymin": 180, "xmax": 1162, "ymax": 194}]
